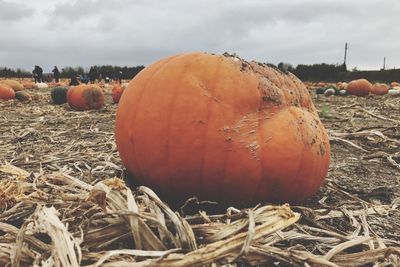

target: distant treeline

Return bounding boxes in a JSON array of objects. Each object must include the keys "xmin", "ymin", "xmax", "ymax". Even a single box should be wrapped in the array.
[
  {"xmin": 2, "ymin": 63, "xmax": 400, "ymax": 83},
  {"xmin": 279, "ymin": 63, "xmax": 400, "ymax": 83},
  {"xmin": 0, "ymin": 65, "xmax": 145, "ymax": 80},
  {"xmin": 289, "ymin": 63, "xmax": 347, "ymax": 82}
]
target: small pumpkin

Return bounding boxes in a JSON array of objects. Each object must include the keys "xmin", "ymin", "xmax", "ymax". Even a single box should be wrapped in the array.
[
  {"xmin": 51, "ymin": 86, "xmax": 69, "ymax": 104},
  {"xmin": 111, "ymin": 85, "xmax": 125, "ymax": 103},
  {"xmin": 315, "ymin": 87, "xmax": 326, "ymax": 94},
  {"xmin": 390, "ymin": 82, "xmax": 400, "ymax": 87},
  {"xmin": 336, "ymin": 82, "xmax": 348, "ymax": 90},
  {"xmin": 15, "ymin": 91, "xmax": 32, "ymax": 102},
  {"xmin": 388, "ymin": 87, "xmax": 400, "ymax": 96},
  {"xmin": 370, "ymin": 83, "xmax": 388, "ymax": 95},
  {"xmin": 347, "ymin": 79, "xmax": 372, "ymax": 96},
  {"xmin": 1, "ymin": 80, "xmax": 24, "ymax": 91},
  {"xmin": 22, "ymin": 81, "xmax": 35, "ymax": 89},
  {"xmin": 0, "ymin": 83, "xmax": 15, "ymax": 100},
  {"xmin": 67, "ymin": 84, "xmax": 104, "ymax": 111},
  {"xmin": 324, "ymin": 88, "xmax": 336, "ymax": 96},
  {"xmin": 115, "ymin": 52, "xmax": 330, "ymax": 205},
  {"xmin": 35, "ymin": 82, "xmax": 49, "ymax": 89}
]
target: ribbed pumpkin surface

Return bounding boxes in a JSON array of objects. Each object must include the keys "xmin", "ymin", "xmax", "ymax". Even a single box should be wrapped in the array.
[{"xmin": 115, "ymin": 52, "xmax": 330, "ymax": 204}]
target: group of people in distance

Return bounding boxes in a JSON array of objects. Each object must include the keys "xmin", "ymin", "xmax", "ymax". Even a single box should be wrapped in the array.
[
  {"xmin": 32, "ymin": 65, "xmax": 123, "ymax": 86},
  {"xmin": 88, "ymin": 66, "xmax": 122, "ymax": 84},
  {"xmin": 32, "ymin": 65, "xmax": 60, "ymax": 83}
]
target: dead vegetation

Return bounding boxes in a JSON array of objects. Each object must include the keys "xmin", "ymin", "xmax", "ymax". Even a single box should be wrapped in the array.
[{"xmin": 0, "ymin": 88, "xmax": 400, "ymax": 266}]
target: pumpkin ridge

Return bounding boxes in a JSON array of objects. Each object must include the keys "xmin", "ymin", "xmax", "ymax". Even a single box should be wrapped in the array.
[
  {"xmin": 161, "ymin": 54, "xmax": 198, "ymax": 194},
  {"xmin": 289, "ymin": 107, "xmax": 307, "ymax": 193},
  {"xmin": 249, "ymin": 110, "xmax": 265, "ymax": 204},
  {"xmin": 219, "ymin": 57, "xmax": 242, "ymax": 201},
  {"xmin": 246, "ymin": 68, "xmax": 267, "ymax": 203},
  {"xmin": 197, "ymin": 56, "xmax": 224, "ymax": 199}
]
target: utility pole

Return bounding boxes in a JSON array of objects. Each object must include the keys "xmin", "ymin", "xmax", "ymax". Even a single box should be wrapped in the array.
[
  {"xmin": 343, "ymin": 42, "xmax": 348, "ymax": 66},
  {"xmin": 383, "ymin": 56, "xmax": 386, "ymax": 70}
]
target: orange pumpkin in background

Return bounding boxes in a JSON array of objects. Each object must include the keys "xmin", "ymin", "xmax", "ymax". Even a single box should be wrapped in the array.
[
  {"xmin": 67, "ymin": 84, "xmax": 104, "ymax": 111},
  {"xmin": 370, "ymin": 83, "xmax": 389, "ymax": 95},
  {"xmin": 1, "ymin": 80, "xmax": 24, "ymax": 91},
  {"xmin": 22, "ymin": 81, "xmax": 35, "ymax": 89},
  {"xmin": 346, "ymin": 79, "xmax": 372, "ymax": 96},
  {"xmin": 115, "ymin": 52, "xmax": 330, "ymax": 205},
  {"xmin": 112, "ymin": 85, "xmax": 125, "ymax": 103},
  {"xmin": 337, "ymin": 82, "xmax": 348, "ymax": 90},
  {"xmin": 0, "ymin": 83, "xmax": 15, "ymax": 100},
  {"xmin": 390, "ymin": 82, "xmax": 400, "ymax": 87}
]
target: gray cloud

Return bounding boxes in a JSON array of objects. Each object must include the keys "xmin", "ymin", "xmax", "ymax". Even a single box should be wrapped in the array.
[
  {"xmin": 0, "ymin": 0, "xmax": 34, "ymax": 21},
  {"xmin": 1, "ymin": 0, "xmax": 400, "ymax": 72}
]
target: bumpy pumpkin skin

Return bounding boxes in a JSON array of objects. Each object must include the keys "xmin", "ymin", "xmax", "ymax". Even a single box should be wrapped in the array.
[
  {"xmin": 115, "ymin": 52, "xmax": 330, "ymax": 204},
  {"xmin": 370, "ymin": 83, "xmax": 388, "ymax": 95},
  {"xmin": 67, "ymin": 84, "xmax": 104, "ymax": 111},
  {"xmin": 0, "ymin": 83, "xmax": 15, "ymax": 100},
  {"xmin": 347, "ymin": 79, "xmax": 372, "ymax": 96},
  {"xmin": 112, "ymin": 85, "xmax": 125, "ymax": 103}
]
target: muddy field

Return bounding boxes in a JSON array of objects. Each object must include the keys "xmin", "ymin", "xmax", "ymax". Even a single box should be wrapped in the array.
[{"xmin": 1, "ymin": 87, "xmax": 400, "ymax": 266}]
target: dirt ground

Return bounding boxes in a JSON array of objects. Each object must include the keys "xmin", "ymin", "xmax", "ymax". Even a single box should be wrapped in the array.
[
  {"xmin": 307, "ymin": 93, "xmax": 400, "ymax": 241},
  {"xmin": 1, "ymin": 86, "xmax": 400, "ymax": 265}
]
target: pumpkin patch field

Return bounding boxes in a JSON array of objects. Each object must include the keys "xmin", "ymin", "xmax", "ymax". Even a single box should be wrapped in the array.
[{"xmin": 1, "ymin": 66, "xmax": 400, "ymax": 265}]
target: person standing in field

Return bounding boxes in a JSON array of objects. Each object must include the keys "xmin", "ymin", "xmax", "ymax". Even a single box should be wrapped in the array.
[
  {"xmin": 116, "ymin": 70, "xmax": 123, "ymax": 84},
  {"xmin": 69, "ymin": 74, "xmax": 80, "ymax": 86},
  {"xmin": 32, "ymin": 68, "xmax": 38, "ymax": 83},
  {"xmin": 52, "ymin": 66, "xmax": 60, "ymax": 83},
  {"xmin": 89, "ymin": 67, "xmax": 96, "ymax": 84},
  {"xmin": 34, "ymin": 65, "xmax": 44, "ymax": 83}
]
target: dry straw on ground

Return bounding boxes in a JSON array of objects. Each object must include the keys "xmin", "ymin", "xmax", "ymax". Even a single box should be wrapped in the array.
[
  {"xmin": 1, "ymin": 88, "xmax": 400, "ymax": 266},
  {"xmin": 0, "ymin": 164, "xmax": 399, "ymax": 266}
]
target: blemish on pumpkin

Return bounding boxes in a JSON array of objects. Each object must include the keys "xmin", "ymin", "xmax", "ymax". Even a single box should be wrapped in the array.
[
  {"xmin": 83, "ymin": 89, "xmax": 103, "ymax": 109},
  {"xmin": 245, "ymin": 141, "xmax": 260, "ymax": 159},
  {"xmin": 319, "ymin": 144, "xmax": 326, "ymax": 156},
  {"xmin": 225, "ymin": 137, "xmax": 232, "ymax": 142}
]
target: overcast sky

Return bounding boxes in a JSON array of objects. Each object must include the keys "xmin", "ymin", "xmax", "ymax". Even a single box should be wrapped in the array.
[{"xmin": 1, "ymin": 0, "xmax": 399, "ymax": 72}]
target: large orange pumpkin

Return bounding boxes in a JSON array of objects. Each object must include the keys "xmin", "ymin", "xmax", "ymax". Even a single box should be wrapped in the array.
[
  {"xmin": 347, "ymin": 79, "xmax": 372, "ymax": 96},
  {"xmin": 0, "ymin": 83, "xmax": 15, "ymax": 100},
  {"xmin": 115, "ymin": 52, "xmax": 330, "ymax": 204},
  {"xmin": 111, "ymin": 85, "xmax": 125, "ymax": 103},
  {"xmin": 370, "ymin": 83, "xmax": 388, "ymax": 95},
  {"xmin": 67, "ymin": 84, "xmax": 104, "ymax": 111}
]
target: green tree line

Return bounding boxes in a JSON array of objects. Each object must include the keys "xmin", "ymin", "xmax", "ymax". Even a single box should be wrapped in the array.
[
  {"xmin": 2, "ymin": 63, "xmax": 399, "ymax": 83},
  {"xmin": 0, "ymin": 65, "xmax": 145, "ymax": 80}
]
